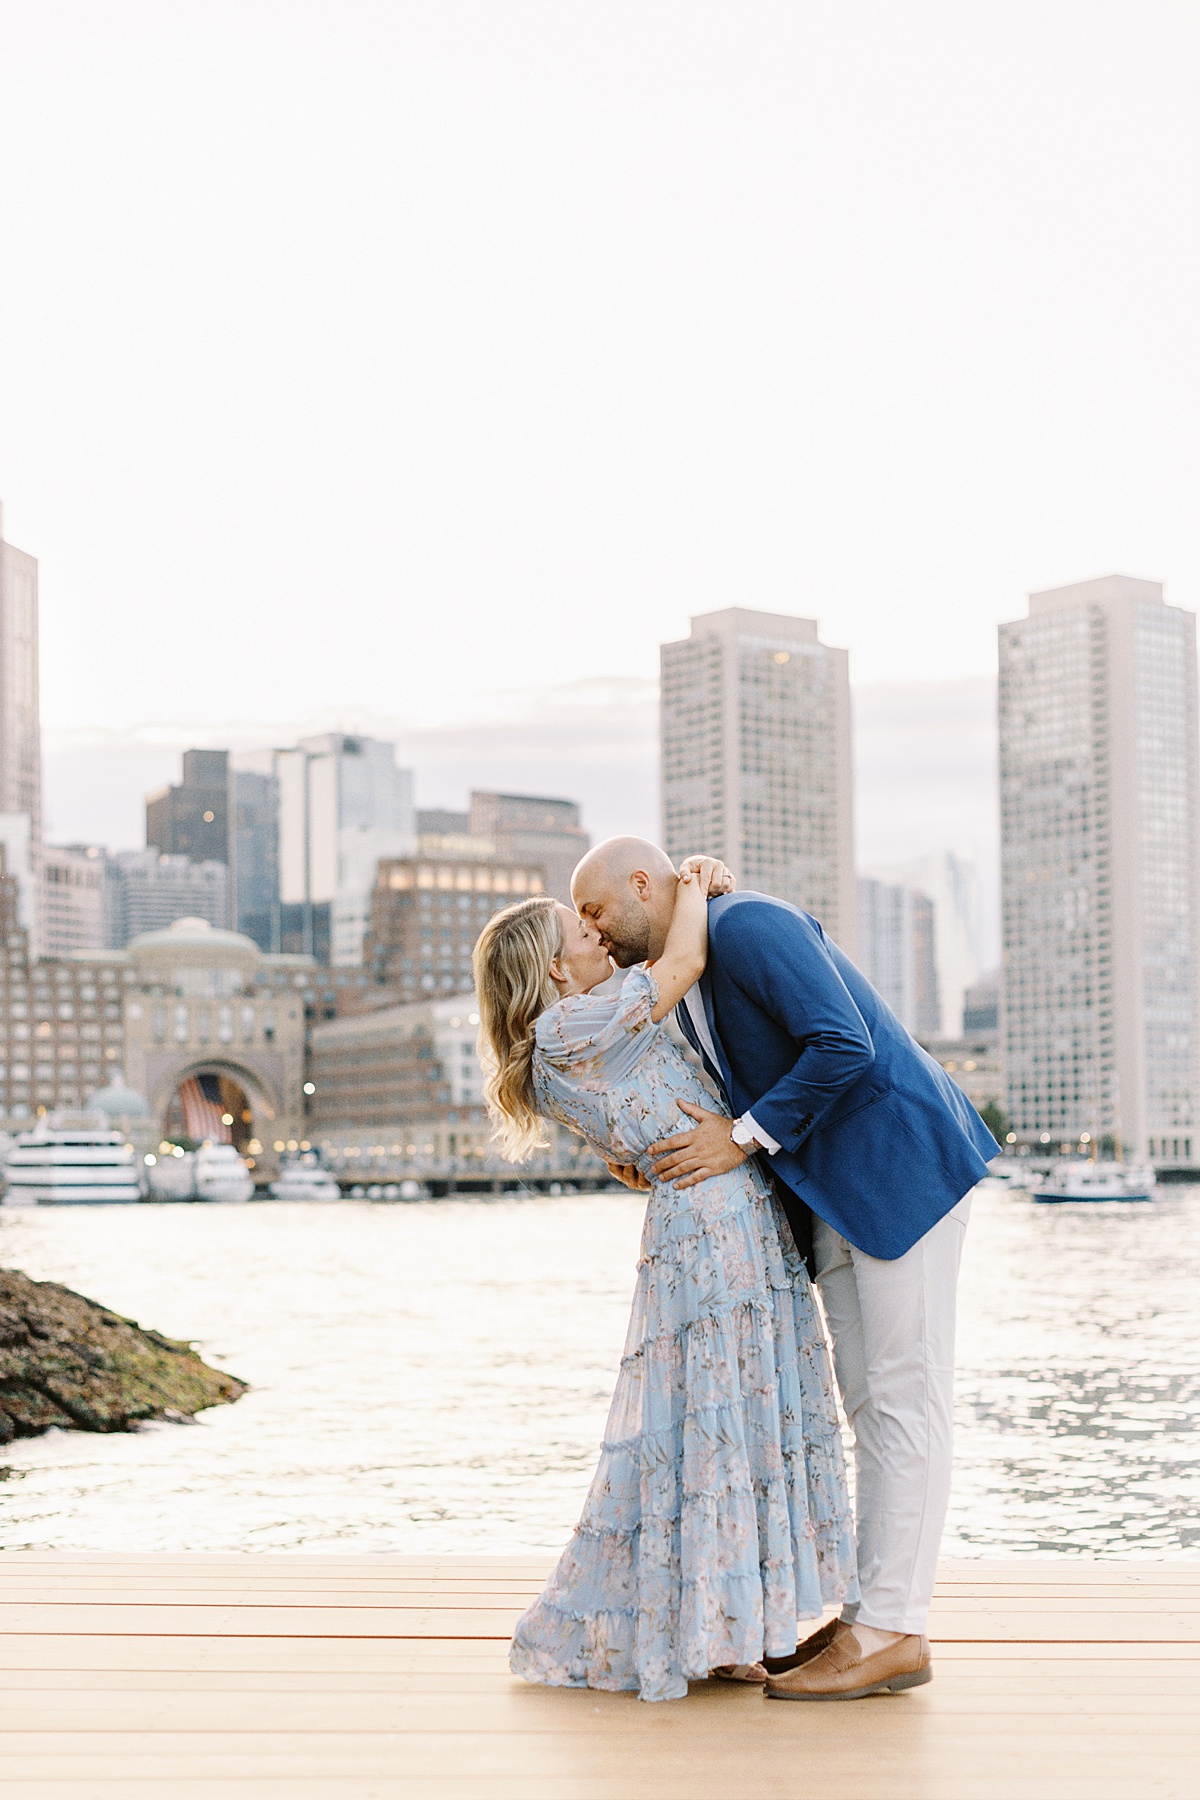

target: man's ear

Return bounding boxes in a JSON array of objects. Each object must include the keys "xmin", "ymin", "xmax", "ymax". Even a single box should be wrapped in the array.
[{"xmin": 630, "ymin": 870, "xmax": 651, "ymax": 901}]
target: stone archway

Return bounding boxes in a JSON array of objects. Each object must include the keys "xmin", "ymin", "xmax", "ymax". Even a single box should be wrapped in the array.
[{"xmin": 152, "ymin": 1057, "xmax": 281, "ymax": 1157}]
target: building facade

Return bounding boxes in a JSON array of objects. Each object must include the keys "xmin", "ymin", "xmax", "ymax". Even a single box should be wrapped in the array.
[
  {"xmin": 363, "ymin": 853, "xmax": 546, "ymax": 1005},
  {"xmin": 0, "ymin": 505, "xmax": 41, "ymax": 853},
  {"xmin": 42, "ymin": 845, "xmax": 106, "ymax": 955},
  {"xmin": 276, "ymin": 734, "xmax": 415, "ymax": 965},
  {"xmin": 146, "ymin": 749, "xmax": 230, "ymax": 871},
  {"xmin": 308, "ymin": 992, "xmax": 604, "ymax": 1185},
  {"xmin": 104, "ymin": 850, "xmax": 229, "ymax": 948},
  {"xmin": 857, "ymin": 876, "xmax": 940, "ymax": 1039},
  {"xmin": 660, "ymin": 607, "xmax": 856, "ymax": 952},
  {"xmin": 467, "ymin": 791, "xmax": 588, "ymax": 903},
  {"xmin": 863, "ymin": 850, "xmax": 982, "ymax": 1038},
  {"xmin": 999, "ymin": 575, "xmax": 1200, "ymax": 1161},
  {"xmin": 229, "ymin": 767, "xmax": 279, "ymax": 952}
]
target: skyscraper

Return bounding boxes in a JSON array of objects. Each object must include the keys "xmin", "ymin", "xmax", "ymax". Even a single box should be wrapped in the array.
[
  {"xmin": 863, "ymin": 849, "xmax": 982, "ymax": 1037},
  {"xmin": 999, "ymin": 575, "xmax": 1200, "ymax": 1162},
  {"xmin": 277, "ymin": 734, "xmax": 415, "ymax": 965},
  {"xmin": 229, "ymin": 768, "xmax": 279, "ymax": 952},
  {"xmin": 857, "ymin": 877, "xmax": 940, "ymax": 1039},
  {"xmin": 146, "ymin": 749, "xmax": 230, "ymax": 868},
  {"xmin": 660, "ymin": 607, "xmax": 856, "ymax": 951},
  {"xmin": 0, "ymin": 505, "xmax": 41, "ymax": 850}
]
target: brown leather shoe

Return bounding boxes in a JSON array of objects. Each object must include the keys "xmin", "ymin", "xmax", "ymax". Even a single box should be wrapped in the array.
[
  {"xmin": 761, "ymin": 1617, "xmax": 845, "ymax": 1676},
  {"xmin": 764, "ymin": 1628, "xmax": 932, "ymax": 1701}
]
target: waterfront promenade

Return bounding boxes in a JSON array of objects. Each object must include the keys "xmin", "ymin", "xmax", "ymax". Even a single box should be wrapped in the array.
[{"xmin": 0, "ymin": 1555, "xmax": 1195, "ymax": 1796}]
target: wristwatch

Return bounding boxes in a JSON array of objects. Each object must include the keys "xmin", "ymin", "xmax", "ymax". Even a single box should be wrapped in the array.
[{"xmin": 729, "ymin": 1117, "xmax": 759, "ymax": 1151}]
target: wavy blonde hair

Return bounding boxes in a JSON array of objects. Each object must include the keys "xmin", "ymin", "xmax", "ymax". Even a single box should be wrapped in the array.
[{"xmin": 472, "ymin": 896, "xmax": 564, "ymax": 1162}]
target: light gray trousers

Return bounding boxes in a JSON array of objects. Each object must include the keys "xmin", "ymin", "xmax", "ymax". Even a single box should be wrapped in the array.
[{"xmin": 812, "ymin": 1194, "xmax": 971, "ymax": 1635}]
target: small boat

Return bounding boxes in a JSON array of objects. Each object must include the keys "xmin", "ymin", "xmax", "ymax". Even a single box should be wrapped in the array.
[
  {"xmin": 193, "ymin": 1142, "xmax": 254, "ymax": 1204},
  {"xmin": 269, "ymin": 1155, "xmax": 341, "ymax": 1202},
  {"xmin": 2, "ymin": 1116, "xmax": 142, "ymax": 1205},
  {"xmin": 1036, "ymin": 1160, "xmax": 1158, "ymax": 1202},
  {"xmin": 981, "ymin": 1158, "xmax": 1044, "ymax": 1192},
  {"xmin": 146, "ymin": 1151, "xmax": 197, "ymax": 1201}
]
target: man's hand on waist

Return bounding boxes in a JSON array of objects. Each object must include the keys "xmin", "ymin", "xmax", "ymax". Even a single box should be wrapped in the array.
[{"xmin": 649, "ymin": 1101, "xmax": 750, "ymax": 1189}]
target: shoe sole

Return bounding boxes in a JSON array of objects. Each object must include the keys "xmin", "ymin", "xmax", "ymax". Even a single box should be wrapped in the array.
[{"xmin": 765, "ymin": 1666, "xmax": 932, "ymax": 1702}]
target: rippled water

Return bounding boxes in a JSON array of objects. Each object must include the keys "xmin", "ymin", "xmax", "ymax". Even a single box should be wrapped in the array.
[{"xmin": 2, "ymin": 1186, "xmax": 1198, "ymax": 1556}]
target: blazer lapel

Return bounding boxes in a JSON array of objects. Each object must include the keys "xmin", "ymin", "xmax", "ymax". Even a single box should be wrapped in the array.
[{"xmin": 699, "ymin": 969, "xmax": 735, "ymax": 1104}]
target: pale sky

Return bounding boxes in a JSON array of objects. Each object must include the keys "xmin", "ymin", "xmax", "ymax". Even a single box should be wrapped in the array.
[{"xmin": 2, "ymin": 2, "xmax": 1196, "ymax": 961}]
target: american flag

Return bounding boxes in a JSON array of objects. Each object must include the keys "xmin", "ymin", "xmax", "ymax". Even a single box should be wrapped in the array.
[{"xmin": 178, "ymin": 1074, "xmax": 232, "ymax": 1143}]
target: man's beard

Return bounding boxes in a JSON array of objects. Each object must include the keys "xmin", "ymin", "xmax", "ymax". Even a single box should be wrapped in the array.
[{"xmin": 603, "ymin": 899, "xmax": 651, "ymax": 968}]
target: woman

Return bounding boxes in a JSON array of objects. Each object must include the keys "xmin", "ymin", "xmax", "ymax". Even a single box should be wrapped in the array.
[{"xmin": 472, "ymin": 858, "xmax": 855, "ymax": 1703}]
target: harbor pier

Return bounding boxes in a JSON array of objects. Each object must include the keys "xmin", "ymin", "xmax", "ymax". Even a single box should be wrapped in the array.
[{"xmin": 0, "ymin": 1555, "xmax": 1194, "ymax": 1796}]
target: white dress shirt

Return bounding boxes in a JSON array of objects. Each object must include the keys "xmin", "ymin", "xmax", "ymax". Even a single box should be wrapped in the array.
[{"xmin": 679, "ymin": 982, "xmax": 781, "ymax": 1155}]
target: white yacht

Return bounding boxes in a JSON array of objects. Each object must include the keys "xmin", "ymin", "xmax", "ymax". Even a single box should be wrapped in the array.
[
  {"xmin": 145, "ymin": 1150, "xmax": 197, "ymax": 1201},
  {"xmin": 2, "ymin": 1116, "xmax": 142, "ymax": 1205},
  {"xmin": 193, "ymin": 1142, "xmax": 255, "ymax": 1204},
  {"xmin": 269, "ymin": 1155, "xmax": 341, "ymax": 1202},
  {"xmin": 982, "ymin": 1158, "xmax": 1044, "ymax": 1192},
  {"xmin": 1036, "ymin": 1160, "xmax": 1158, "ymax": 1202}
]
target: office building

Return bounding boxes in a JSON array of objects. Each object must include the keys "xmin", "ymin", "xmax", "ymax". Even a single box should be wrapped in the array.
[
  {"xmin": 42, "ymin": 845, "xmax": 106, "ymax": 955},
  {"xmin": 660, "ymin": 607, "xmax": 856, "ymax": 952},
  {"xmin": 276, "ymin": 734, "xmax": 415, "ymax": 965},
  {"xmin": 963, "ymin": 969, "xmax": 1000, "ymax": 1037},
  {"xmin": 864, "ymin": 850, "xmax": 981, "ymax": 1037},
  {"xmin": 103, "ymin": 849, "xmax": 228, "ymax": 948},
  {"xmin": 307, "ymin": 992, "xmax": 603, "ymax": 1184},
  {"xmin": 146, "ymin": 749, "xmax": 230, "ymax": 869},
  {"xmin": 229, "ymin": 768, "xmax": 279, "ymax": 952},
  {"xmin": 857, "ymin": 877, "xmax": 940, "ymax": 1039},
  {"xmin": 999, "ymin": 575, "xmax": 1200, "ymax": 1161},
  {"xmin": 0, "ymin": 505, "xmax": 42, "ymax": 851},
  {"xmin": 364, "ymin": 854, "xmax": 545, "ymax": 1004},
  {"xmin": 468, "ymin": 792, "xmax": 587, "ymax": 903}
]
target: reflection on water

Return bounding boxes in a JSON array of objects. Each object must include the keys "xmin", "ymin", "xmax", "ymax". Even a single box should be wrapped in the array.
[{"xmin": 1, "ymin": 1186, "xmax": 1197, "ymax": 1556}]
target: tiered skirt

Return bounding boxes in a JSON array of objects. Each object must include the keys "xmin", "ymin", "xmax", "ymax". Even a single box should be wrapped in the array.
[{"xmin": 509, "ymin": 1166, "xmax": 857, "ymax": 1701}]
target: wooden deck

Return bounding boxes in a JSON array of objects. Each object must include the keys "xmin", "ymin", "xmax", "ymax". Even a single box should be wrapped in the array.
[{"xmin": 0, "ymin": 1556, "xmax": 1196, "ymax": 1798}]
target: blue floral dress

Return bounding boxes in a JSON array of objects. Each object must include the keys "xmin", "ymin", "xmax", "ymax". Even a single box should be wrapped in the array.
[{"xmin": 509, "ymin": 967, "xmax": 856, "ymax": 1703}]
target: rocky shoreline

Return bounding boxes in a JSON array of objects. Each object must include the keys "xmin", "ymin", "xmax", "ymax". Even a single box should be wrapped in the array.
[{"xmin": 0, "ymin": 1268, "xmax": 246, "ymax": 1447}]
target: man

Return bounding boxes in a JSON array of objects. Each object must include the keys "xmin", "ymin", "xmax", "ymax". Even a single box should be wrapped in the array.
[{"xmin": 571, "ymin": 838, "xmax": 998, "ymax": 1702}]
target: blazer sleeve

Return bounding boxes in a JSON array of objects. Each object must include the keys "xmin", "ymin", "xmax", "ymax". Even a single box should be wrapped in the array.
[{"xmin": 711, "ymin": 901, "xmax": 875, "ymax": 1152}]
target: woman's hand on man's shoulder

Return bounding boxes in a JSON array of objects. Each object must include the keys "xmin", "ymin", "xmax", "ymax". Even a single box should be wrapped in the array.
[{"xmin": 677, "ymin": 855, "xmax": 736, "ymax": 898}]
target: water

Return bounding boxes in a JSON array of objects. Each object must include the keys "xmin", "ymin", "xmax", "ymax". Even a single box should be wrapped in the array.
[{"xmin": 1, "ymin": 1186, "xmax": 1198, "ymax": 1556}]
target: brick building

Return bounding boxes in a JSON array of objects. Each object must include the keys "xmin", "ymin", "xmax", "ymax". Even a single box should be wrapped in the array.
[{"xmin": 361, "ymin": 854, "xmax": 546, "ymax": 1006}]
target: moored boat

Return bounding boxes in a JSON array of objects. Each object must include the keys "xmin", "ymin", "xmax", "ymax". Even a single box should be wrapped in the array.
[
  {"xmin": 2, "ymin": 1115, "xmax": 142, "ymax": 1205},
  {"xmin": 193, "ymin": 1142, "xmax": 254, "ymax": 1204},
  {"xmin": 268, "ymin": 1155, "xmax": 341, "ymax": 1202},
  {"xmin": 1035, "ymin": 1160, "xmax": 1158, "ymax": 1202},
  {"xmin": 982, "ymin": 1158, "xmax": 1044, "ymax": 1192}
]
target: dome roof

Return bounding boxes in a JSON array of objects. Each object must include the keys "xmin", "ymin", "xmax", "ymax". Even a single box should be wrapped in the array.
[
  {"xmin": 127, "ymin": 916, "xmax": 261, "ymax": 955},
  {"xmin": 86, "ymin": 1074, "xmax": 152, "ymax": 1118}
]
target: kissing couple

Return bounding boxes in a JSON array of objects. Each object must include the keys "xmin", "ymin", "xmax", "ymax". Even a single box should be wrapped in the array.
[{"xmin": 472, "ymin": 840, "xmax": 998, "ymax": 1704}]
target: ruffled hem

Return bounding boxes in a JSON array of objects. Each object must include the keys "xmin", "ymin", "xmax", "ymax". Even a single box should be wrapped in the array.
[{"xmin": 510, "ymin": 1179, "xmax": 856, "ymax": 1701}]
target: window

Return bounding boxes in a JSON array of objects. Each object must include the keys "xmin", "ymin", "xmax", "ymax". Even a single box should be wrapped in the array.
[{"xmin": 173, "ymin": 1005, "xmax": 188, "ymax": 1044}]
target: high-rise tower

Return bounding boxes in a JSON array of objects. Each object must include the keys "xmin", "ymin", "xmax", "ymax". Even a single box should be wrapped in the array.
[
  {"xmin": 998, "ymin": 575, "xmax": 1200, "ymax": 1162},
  {"xmin": 0, "ymin": 505, "xmax": 41, "ymax": 846},
  {"xmin": 660, "ymin": 607, "xmax": 856, "ymax": 951}
]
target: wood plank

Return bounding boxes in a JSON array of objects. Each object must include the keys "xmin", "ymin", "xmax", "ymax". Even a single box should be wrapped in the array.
[{"xmin": 0, "ymin": 1557, "xmax": 1196, "ymax": 1800}]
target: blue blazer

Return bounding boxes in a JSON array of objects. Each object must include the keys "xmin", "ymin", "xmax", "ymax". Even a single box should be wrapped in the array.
[{"xmin": 675, "ymin": 891, "xmax": 999, "ymax": 1261}]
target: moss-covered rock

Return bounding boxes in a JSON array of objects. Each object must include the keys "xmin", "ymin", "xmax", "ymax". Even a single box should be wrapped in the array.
[{"xmin": 0, "ymin": 1268, "xmax": 246, "ymax": 1446}]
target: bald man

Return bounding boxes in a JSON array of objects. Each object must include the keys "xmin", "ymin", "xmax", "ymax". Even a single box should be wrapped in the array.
[{"xmin": 571, "ymin": 838, "xmax": 998, "ymax": 1703}]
